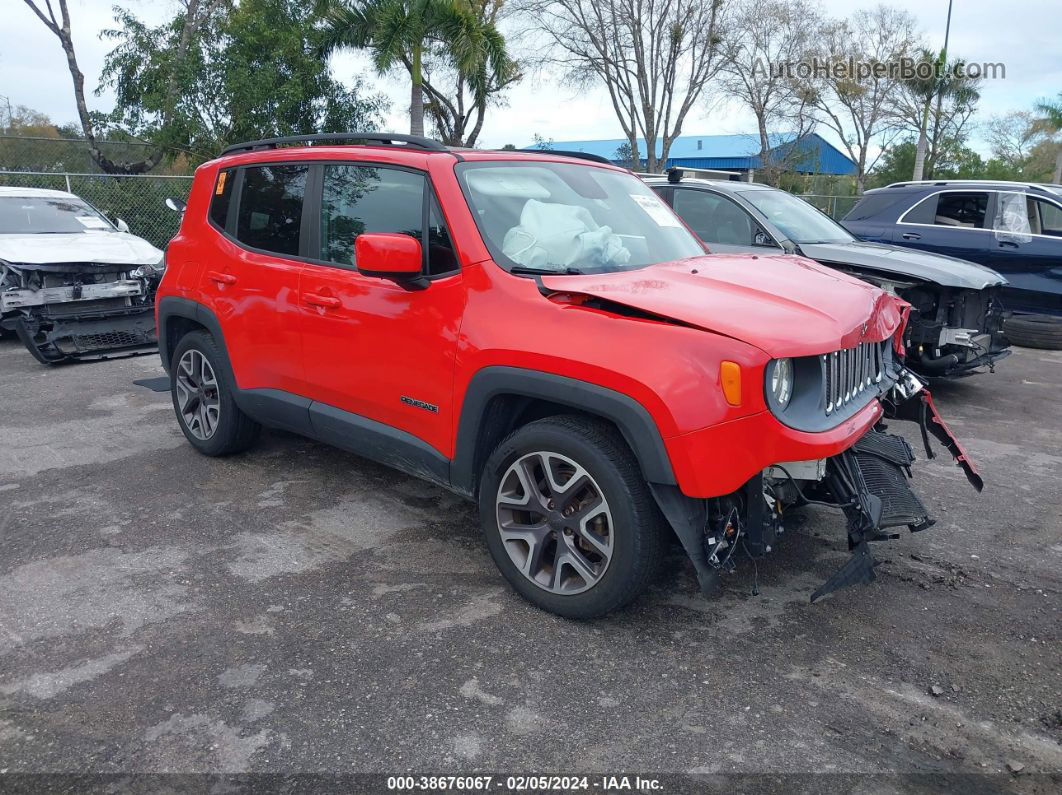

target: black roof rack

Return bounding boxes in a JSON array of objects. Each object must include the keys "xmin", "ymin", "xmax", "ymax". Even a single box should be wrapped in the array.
[
  {"xmin": 220, "ymin": 132, "xmax": 449, "ymax": 156},
  {"xmin": 515, "ymin": 148, "xmax": 615, "ymax": 165}
]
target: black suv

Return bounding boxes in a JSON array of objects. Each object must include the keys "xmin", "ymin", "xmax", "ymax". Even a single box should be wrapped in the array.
[{"xmin": 842, "ymin": 180, "xmax": 1062, "ymax": 316}]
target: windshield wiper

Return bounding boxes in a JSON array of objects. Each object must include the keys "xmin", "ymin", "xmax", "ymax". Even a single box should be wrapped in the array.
[{"xmin": 509, "ymin": 265, "xmax": 584, "ymax": 276}]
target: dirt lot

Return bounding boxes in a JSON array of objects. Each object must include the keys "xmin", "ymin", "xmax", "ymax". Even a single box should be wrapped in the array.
[{"xmin": 0, "ymin": 335, "xmax": 1059, "ymax": 790}]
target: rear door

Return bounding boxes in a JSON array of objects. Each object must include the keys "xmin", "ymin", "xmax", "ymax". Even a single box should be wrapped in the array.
[
  {"xmin": 297, "ymin": 162, "xmax": 465, "ymax": 458},
  {"xmin": 199, "ymin": 163, "xmax": 308, "ymax": 395}
]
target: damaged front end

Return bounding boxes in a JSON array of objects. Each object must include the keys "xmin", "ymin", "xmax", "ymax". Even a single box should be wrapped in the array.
[
  {"xmin": 653, "ymin": 367, "xmax": 982, "ymax": 604},
  {"xmin": 0, "ymin": 259, "xmax": 162, "ymax": 363},
  {"xmin": 888, "ymin": 282, "xmax": 1010, "ymax": 378}
]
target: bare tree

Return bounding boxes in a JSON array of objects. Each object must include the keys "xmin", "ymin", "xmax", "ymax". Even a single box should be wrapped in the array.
[
  {"xmin": 804, "ymin": 5, "xmax": 920, "ymax": 193},
  {"xmin": 19, "ymin": 0, "xmax": 224, "ymax": 173},
  {"xmin": 529, "ymin": 0, "xmax": 725, "ymax": 172},
  {"xmin": 985, "ymin": 111, "xmax": 1047, "ymax": 172},
  {"xmin": 718, "ymin": 0, "xmax": 821, "ymax": 185}
]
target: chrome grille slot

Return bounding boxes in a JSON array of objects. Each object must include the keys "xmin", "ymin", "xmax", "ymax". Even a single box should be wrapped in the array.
[{"xmin": 823, "ymin": 340, "xmax": 886, "ymax": 416}]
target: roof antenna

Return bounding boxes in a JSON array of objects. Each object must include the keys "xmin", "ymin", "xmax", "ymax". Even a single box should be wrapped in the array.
[{"xmin": 667, "ymin": 167, "xmax": 684, "ymax": 184}]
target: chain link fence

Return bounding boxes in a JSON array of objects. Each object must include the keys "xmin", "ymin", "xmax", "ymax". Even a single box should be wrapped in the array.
[
  {"xmin": 797, "ymin": 194, "xmax": 859, "ymax": 220},
  {"xmin": 0, "ymin": 170, "xmax": 193, "ymax": 249}
]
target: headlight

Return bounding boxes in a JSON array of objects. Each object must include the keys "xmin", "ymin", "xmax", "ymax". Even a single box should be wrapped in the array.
[
  {"xmin": 131, "ymin": 256, "xmax": 166, "ymax": 279},
  {"xmin": 767, "ymin": 358, "xmax": 793, "ymax": 410}
]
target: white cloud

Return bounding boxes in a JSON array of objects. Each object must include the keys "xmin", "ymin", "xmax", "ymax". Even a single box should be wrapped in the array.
[{"xmin": 2, "ymin": 0, "xmax": 1059, "ymax": 154}]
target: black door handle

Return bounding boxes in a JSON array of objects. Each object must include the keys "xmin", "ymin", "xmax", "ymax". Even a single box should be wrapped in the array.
[
  {"xmin": 998, "ymin": 241, "xmax": 1020, "ymax": 249},
  {"xmin": 901, "ymin": 232, "xmax": 921, "ymax": 240}
]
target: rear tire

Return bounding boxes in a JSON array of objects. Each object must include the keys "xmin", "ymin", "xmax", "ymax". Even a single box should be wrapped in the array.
[
  {"xmin": 478, "ymin": 415, "xmax": 666, "ymax": 619},
  {"xmin": 1003, "ymin": 314, "xmax": 1062, "ymax": 350},
  {"xmin": 170, "ymin": 330, "xmax": 260, "ymax": 456}
]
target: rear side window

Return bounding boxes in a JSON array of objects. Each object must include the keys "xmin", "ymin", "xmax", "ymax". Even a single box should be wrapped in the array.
[
  {"xmin": 209, "ymin": 169, "xmax": 234, "ymax": 229},
  {"xmin": 319, "ymin": 165, "xmax": 457, "ymax": 274},
  {"xmin": 235, "ymin": 165, "xmax": 308, "ymax": 256},
  {"xmin": 933, "ymin": 192, "xmax": 989, "ymax": 228}
]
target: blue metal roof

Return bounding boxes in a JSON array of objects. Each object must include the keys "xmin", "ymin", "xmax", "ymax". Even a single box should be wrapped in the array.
[{"xmin": 524, "ymin": 132, "xmax": 856, "ymax": 176}]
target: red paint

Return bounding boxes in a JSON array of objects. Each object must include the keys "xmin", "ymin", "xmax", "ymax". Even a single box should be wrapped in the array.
[
  {"xmin": 355, "ymin": 233, "xmax": 423, "ymax": 274},
  {"xmin": 160, "ymin": 144, "xmax": 917, "ymax": 499}
]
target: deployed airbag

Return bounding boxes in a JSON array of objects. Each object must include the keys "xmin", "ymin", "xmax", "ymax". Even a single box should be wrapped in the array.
[{"xmin": 502, "ymin": 200, "xmax": 631, "ymax": 270}]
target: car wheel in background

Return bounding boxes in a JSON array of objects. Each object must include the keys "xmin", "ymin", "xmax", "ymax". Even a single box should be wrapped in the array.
[
  {"xmin": 1003, "ymin": 314, "xmax": 1062, "ymax": 350},
  {"xmin": 478, "ymin": 415, "xmax": 667, "ymax": 619},
  {"xmin": 170, "ymin": 330, "xmax": 261, "ymax": 455}
]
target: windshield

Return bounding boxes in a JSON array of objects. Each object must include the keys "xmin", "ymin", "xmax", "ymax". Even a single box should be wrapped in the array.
[
  {"xmin": 739, "ymin": 189, "xmax": 854, "ymax": 245},
  {"xmin": 457, "ymin": 161, "xmax": 705, "ymax": 273},
  {"xmin": 0, "ymin": 196, "xmax": 115, "ymax": 234}
]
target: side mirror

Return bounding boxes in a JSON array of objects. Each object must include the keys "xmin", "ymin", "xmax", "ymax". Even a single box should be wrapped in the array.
[
  {"xmin": 355, "ymin": 233, "xmax": 427, "ymax": 289},
  {"xmin": 752, "ymin": 227, "xmax": 780, "ymax": 248},
  {"xmin": 114, "ymin": 218, "xmax": 131, "ymax": 233},
  {"xmin": 165, "ymin": 197, "xmax": 187, "ymax": 214}
]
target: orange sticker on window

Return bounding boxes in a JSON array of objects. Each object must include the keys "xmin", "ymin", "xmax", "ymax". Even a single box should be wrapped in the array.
[{"xmin": 215, "ymin": 171, "xmax": 228, "ymax": 195}]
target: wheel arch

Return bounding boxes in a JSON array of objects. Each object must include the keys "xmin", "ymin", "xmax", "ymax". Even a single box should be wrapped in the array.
[
  {"xmin": 157, "ymin": 296, "xmax": 231, "ymax": 376},
  {"xmin": 450, "ymin": 366, "xmax": 676, "ymax": 499}
]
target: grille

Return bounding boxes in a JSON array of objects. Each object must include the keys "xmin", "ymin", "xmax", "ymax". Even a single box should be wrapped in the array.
[
  {"xmin": 73, "ymin": 331, "xmax": 145, "ymax": 351},
  {"xmin": 823, "ymin": 341, "xmax": 887, "ymax": 415}
]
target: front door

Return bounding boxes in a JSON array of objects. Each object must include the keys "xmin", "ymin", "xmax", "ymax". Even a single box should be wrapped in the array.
[
  {"xmin": 985, "ymin": 191, "xmax": 1062, "ymax": 313},
  {"xmin": 298, "ymin": 163, "xmax": 465, "ymax": 458}
]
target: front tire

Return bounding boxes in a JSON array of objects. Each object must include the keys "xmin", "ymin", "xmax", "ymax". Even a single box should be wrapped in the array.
[
  {"xmin": 478, "ymin": 415, "xmax": 666, "ymax": 619},
  {"xmin": 170, "ymin": 330, "xmax": 260, "ymax": 456}
]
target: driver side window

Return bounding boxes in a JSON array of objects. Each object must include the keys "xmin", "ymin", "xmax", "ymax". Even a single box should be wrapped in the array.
[{"xmin": 672, "ymin": 189, "xmax": 758, "ymax": 246}]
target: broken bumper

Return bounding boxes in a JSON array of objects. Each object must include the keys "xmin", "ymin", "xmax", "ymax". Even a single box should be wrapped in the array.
[
  {"xmin": 14, "ymin": 305, "xmax": 157, "ymax": 363},
  {"xmin": 810, "ymin": 371, "xmax": 982, "ymax": 601}
]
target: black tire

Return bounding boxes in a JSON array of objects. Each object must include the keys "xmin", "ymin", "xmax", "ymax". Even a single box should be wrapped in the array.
[
  {"xmin": 478, "ymin": 414, "xmax": 667, "ymax": 619},
  {"xmin": 1004, "ymin": 314, "xmax": 1062, "ymax": 350},
  {"xmin": 170, "ymin": 330, "xmax": 261, "ymax": 456}
]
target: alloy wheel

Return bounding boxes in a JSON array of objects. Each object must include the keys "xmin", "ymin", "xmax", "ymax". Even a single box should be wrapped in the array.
[
  {"xmin": 174, "ymin": 349, "xmax": 221, "ymax": 440},
  {"xmin": 495, "ymin": 451, "xmax": 614, "ymax": 595}
]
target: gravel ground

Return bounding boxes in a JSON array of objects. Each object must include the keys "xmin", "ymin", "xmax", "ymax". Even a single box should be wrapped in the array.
[{"xmin": 0, "ymin": 335, "xmax": 1059, "ymax": 791}]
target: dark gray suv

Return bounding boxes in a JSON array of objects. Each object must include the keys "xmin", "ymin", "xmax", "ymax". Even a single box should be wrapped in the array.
[{"xmin": 645, "ymin": 174, "xmax": 1010, "ymax": 378}]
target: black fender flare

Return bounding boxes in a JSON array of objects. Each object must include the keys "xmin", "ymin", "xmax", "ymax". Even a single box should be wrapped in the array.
[
  {"xmin": 449, "ymin": 366, "xmax": 676, "ymax": 497},
  {"xmin": 157, "ymin": 296, "xmax": 231, "ymax": 376}
]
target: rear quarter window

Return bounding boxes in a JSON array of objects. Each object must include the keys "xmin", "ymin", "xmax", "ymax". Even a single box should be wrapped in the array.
[
  {"xmin": 843, "ymin": 193, "xmax": 904, "ymax": 222},
  {"xmin": 900, "ymin": 193, "xmax": 938, "ymax": 225},
  {"xmin": 209, "ymin": 169, "xmax": 234, "ymax": 229}
]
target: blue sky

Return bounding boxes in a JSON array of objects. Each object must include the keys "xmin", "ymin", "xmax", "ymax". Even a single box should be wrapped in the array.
[{"xmin": 2, "ymin": 0, "xmax": 1060, "ymax": 155}]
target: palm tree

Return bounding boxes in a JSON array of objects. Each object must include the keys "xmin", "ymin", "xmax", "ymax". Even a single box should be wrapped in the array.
[
  {"xmin": 1035, "ymin": 93, "xmax": 1062, "ymax": 182},
  {"xmin": 318, "ymin": 0, "xmax": 509, "ymax": 138}
]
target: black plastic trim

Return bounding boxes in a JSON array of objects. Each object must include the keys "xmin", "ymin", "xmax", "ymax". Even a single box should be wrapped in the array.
[
  {"xmin": 451, "ymin": 366, "xmax": 676, "ymax": 497},
  {"xmin": 308, "ymin": 402, "xmax": 450, "ymax": 487}
]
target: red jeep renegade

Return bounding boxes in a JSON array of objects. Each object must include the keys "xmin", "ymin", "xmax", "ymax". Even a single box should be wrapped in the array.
[{"xmin": 157, "ymin": 133, "xmax": 981, "ymax": 618}]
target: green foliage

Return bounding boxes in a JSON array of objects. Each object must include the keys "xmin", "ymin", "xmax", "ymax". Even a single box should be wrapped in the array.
[
  {"xmin": 317, "ymin": 0, "xmax": 514, "ymax": 139},
  {"xmin": 868, "ymin": 138, "xmax": 986, "ymax": 188},
  {"xmin": 1036, "ymin": 93, "xmax": 1062, "ymax": 132},
  {"xmin": 100, "ymin": 0, "xmax": 387, "ymax": 158}
]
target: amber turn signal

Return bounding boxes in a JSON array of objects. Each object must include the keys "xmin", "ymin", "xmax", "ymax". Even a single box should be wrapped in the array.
[{"xmin": 720, "ymin": 361, "xmax": 742, "ymax": 406}]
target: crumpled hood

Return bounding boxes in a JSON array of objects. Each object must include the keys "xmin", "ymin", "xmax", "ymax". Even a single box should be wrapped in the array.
[
  {"xmin": 799, "ymin": 241, "xmax": 1006, "ymax": 290},
  {"xmin": 540, "ymin": 254, "xmax": 907, "ymax": 358},
  {"xmin": 0, "ymin": 232, "xmax": 163, "ymax": 266}
]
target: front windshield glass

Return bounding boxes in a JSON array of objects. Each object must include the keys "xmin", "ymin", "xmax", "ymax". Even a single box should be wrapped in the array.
[
  {"xmin": 457, "ymin": 161, "xmax": 705, "ymax": 273},
  {"xmin": 0, "ymin": 196, "xmax": 114, "ymax": 234},
  {"xmin": 739, "ymin": 189, "xmax": 854, "ymax": 245}
]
